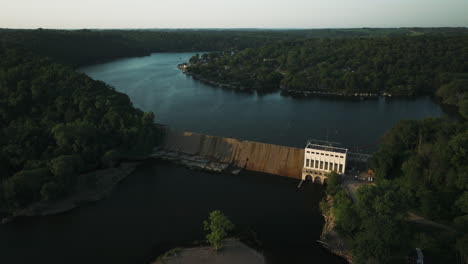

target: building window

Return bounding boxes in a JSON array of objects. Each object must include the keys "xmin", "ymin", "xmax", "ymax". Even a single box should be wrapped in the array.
[
  {"xmin": 325, "ymin": 162, "xmax": 329, "ymax": 170},
  {"xmin": 320, "ymin": 161, "xmax": 324, "ymax": 169},
  {"xmin": 315, "ymin": 160, "xmax": 319, "ymax": 168},
  {"xmin": 339, "ymin": 164, "xmax": 343, "ymax": 173},
  {"xmin": 306, "ymin": 159, "xmax": 309, "ymax": 167},
  {"xmin": 340, "ymin": 156, "xmax": 344, "ymax": 158},
  {"xmin": 334, "ymin": 163, "xmax": 338, "ymax": 171},
  {"xmin": 325, "ymin": 154, "xmax": 329, "ymax": 156},
  {"xmin": 307, "ymin": 151, "xmax": 310, "ymax": 153},
  {"xmin": 311, "ymin": 152, "xmax": 315, "ymax": 154},
  {"xmin": 321, "ymin": 153, "xmax": 324, "ymax": 155}
]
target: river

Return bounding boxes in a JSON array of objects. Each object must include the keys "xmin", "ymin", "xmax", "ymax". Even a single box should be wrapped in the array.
[{"xmin": 0, "ymin": 52, "xmax": 446, "ymax": 264}]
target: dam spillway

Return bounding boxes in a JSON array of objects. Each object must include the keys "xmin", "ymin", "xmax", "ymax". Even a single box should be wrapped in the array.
[{"xmin": 158, "ymin": 128, "xmax": 305, "ymax": 179}]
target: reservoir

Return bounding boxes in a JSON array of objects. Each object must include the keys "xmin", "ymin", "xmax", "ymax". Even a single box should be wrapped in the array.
[{"xmin": 0, "ymin": 53, "xmax": 445, "ymax": 264}]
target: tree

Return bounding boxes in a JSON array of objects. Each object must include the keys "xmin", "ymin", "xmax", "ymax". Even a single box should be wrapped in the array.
[
  {"xmin": 460, "ymin": 97, "xmax": 468, "ymax": 119},
  {"xmin": 3, "ymin": 168, "xmax": 48, "ymax": 208},
  {"xmin": 326, "ymin": 171, "xmax": 341, "ymax": 195},
  {"xmin": 333, "ymin": 189, "xmax": 358, "ymax": 234},
  {"xmin": 203, "ymin": 210, "xmax": 235, "ymax": 250}
]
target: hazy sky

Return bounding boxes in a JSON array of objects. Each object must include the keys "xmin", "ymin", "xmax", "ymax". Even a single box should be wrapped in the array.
[{"xmin": 2, "ymin": 0, "xmax": 468, "ymax": 29}]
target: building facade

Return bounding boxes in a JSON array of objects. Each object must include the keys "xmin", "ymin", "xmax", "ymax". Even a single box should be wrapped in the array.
[{"xmin": 302, "ymin": 142, "xmax": 348, "ymax": 183}]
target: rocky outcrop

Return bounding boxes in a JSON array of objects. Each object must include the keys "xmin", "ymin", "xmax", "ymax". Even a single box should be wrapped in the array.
[
  {"xmin": 320, "ymin": 195, "xmax": 354, "ymax": 263},
  {"xmin": 151, "ymin": 148, "xmax": 241, "ymax": 174}
]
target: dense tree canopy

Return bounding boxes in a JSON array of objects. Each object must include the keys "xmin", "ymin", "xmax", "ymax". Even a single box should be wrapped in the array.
[
  {"xmin": 0, "ymin": 48, "xmax": 160, "ymax": 212},
  {"xmin": 370, "ymin": 118, "xmax": 467, "ymax": 221},
  {"xmin": 185, "ymin": 35, "xmax": 468, "ymax": 98},
  {"xmin": 2, "ymin": 28, "xmax": 467, "ymax": 67},
  {"xmin": 327, "ymin": 114, "xmax": 467, "ymax": 262},
  {"xmin": 0, "ymin": 27, "xmax": 466, "ymax": 261},
  {"xmin": 362, "ymin": 118, "xmax": 467, "ymax": 262}
]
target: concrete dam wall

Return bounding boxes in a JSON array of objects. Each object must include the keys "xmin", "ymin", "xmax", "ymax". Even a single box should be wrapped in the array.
[{"xmin": 161, "ymin": 129, "xmax": 304, "ymax": 179}]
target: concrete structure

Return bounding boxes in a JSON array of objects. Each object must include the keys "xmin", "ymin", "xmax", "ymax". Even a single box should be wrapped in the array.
[
  {"xmin": 302, "ymin": 142, "xmax": 348, "ymax": 184},
  {"xmin": 160, "ymin": 128, "xmax": 304, "ymax": 179},
  {"xmin": 157, "ymin": 128, "xmax": 358, "ymax": 184}
]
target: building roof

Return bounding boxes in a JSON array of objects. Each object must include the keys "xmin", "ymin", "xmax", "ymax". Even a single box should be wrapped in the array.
[{"xmin": 305, "ymin": 143, "xmax": 348, "ymax": 154}]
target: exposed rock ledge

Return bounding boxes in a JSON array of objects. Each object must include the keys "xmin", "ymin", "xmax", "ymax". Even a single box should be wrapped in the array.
[
  {"xmin": 150, "ymin": 148, "xmax": 242, "ymax": 175},
  {"xmin": 1, "ymin": 162, "xmax": 139, "ymax": 224},
  {"xmin": 320, "ymin": 195, "xmax": 354, "ymax": 263}
]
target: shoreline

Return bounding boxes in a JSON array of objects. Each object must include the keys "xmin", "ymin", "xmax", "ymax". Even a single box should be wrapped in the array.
[
  {"xmin": 319, "ymin": 195, "xmax": 354, "ymax": 263},
  {"xmin": 178, "ymin": 64, "xmax": 412, "ymax": 99},
  {"xmin": 1, "ymin": 162, "xmax": 141, "ymax": 224}
]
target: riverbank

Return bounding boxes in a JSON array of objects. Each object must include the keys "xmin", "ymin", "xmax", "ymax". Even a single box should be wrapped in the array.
[
  {"xmin": 320, "ymin": 195, "xmax": 354, "ymax": 263},
  {"xmin": 153, "ymin": 238, "xmax": 265, "ymax": 264},
  {"xmin": 1, "ymin": 162, "xmax": 140, "ymax": 224},
  {"xmin": 178, "ymin": 64, "xmax": 252, "ymax": 92},
  {"xmin": 178, "ymin": 63, "xmax": 394, "ymax": 99}
]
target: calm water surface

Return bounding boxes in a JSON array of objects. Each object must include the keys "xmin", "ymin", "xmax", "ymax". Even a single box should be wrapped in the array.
[
  {"xmin": 0, "ymin": 53, "xmax": 445, "ymax": 264},
  {"xmin": 82, "ymin": 52, "xmax": 445, "ymax": 149}
]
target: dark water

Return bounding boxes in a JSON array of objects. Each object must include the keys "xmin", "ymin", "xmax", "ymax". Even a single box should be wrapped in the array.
[
  {"xmin": 1, "ymin": 163, "xmax": 341, "ymax": 264},
  {"xmin": 0, "ymin": 53, "xmax": 445, "ymax": 264}
]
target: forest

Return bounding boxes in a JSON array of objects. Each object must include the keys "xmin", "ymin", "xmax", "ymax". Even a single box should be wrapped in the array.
[
  {"xmin": 2, "ymin": 27, "xmax": 467, "ymax": 66},
  {"xmin": 0, "ymin": 47, "xmax": 159, "ymax": 214},
  {"xmin": 324, "ymin": 115, "xmax": 468, "ymax": 263},
  {"xmin": 185, "ymin": 34, "xmax": 468, "ymax": 99},
  {"xmin": 0, "ymin": 28, "xmax": 466, "ymax": 262}
]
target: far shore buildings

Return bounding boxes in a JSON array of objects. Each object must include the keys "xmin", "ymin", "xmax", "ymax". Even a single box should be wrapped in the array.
[{"xmin": 302, "ymin": 142, "xmax": 348, "ymax": 183}]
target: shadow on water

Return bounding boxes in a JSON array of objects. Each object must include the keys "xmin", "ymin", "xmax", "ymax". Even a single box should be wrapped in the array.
[
  {"xmin": 0, "ymin": 161, "xmax": 347, "ymax": 264},
  {"xmin": 0, "ymin": 52, "xmax": 446, "ymax": 264}
]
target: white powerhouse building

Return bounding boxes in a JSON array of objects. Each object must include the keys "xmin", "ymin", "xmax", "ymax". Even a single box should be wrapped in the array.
[{"xmin": 302, "ymin": 142, "xmax": 348, "ymax": 183}]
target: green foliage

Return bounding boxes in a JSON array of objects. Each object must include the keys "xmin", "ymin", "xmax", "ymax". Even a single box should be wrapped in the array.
[
  {"xmin": 456, "ymin": 192, "xmax": 468, "ymax": 214},
  {"xmin": 436, "ymin": 79, "xmax": 468, "ymax": 106},
  {"xmin": 0, "ymin": 48, "xmax": 160, "ymax": 212},
  {"xmin": 365, "ymin": 117, "xmax": 468, "ymax": 262},
  {"xmin": 435, "ymin": 76, "xmax": 468, "ymax": 119},
  {"xmin": 203, "ymin": 210, "xmax": 235, "ymax": 250},
  {"xmin": 460, "ymin": 98, "xmax": 468, "ymax": 119},
  {"xmin": 332, "ymin": 189, "xmax": 358, "ymax": 234},
  {"xmin": 329, "ymin": 179, "xmax": 412, "ymax": 262},
  {"xmin": 186, "ymin": 35, "xmax": 468, "ymax": 95},
  {"xmin": 49, "ymin": 155, "xmax": 83, "ymax": 188},
  {"xmin": 350, "ymin": 183, "xmax": 410, "ymax": 263},
  {"xmin": 3, "ymin": 168, "xmax": 50, "ymax": 208},
  {"xmin": 326, "ymin": 171, "xmax": 341, "ymax": 195},
  {"xmin": 371, "ymin": 118, "xmax": 467, "ymax": 221},
  {"xmin": 40, "ymin": 181, "xmax": 63, "ymax": 201}
]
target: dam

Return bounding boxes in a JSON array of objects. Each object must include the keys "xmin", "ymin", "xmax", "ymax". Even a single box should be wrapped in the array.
[{"xmin": 152, "ymin": 127, "xmax": 371, "ymax": 182}]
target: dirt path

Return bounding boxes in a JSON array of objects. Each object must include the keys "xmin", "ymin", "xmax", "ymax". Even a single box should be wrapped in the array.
[
  {"xmin": 341, "ymin": 174, "xmax": 456, "ymax": 234},
  {"xmin": 407, "ymin": 212, "xmax": 456, "ymax": 233}
]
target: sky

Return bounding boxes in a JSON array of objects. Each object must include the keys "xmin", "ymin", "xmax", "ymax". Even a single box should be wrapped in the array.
[{"xmin": 1, "ymin": 0, "xmax": 468, "ymax": 29}]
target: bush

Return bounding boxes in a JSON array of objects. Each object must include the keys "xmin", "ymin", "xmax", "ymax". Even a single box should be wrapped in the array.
[
  {"xmin": 326, "ymin": 171, "xmax": 342, "ymax": 195},
  {"xmin": 203, "ymin": 210, "xmax": 235, "ymax": 250},
  {"xmin": 3, "ymin": 168, "xmax": 49, "ymax": 208}
]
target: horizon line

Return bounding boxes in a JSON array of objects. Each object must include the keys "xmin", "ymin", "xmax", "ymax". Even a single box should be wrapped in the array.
[{"xmin": 2, "ymin": 26, "xmax": 467, "ymax": 31}]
